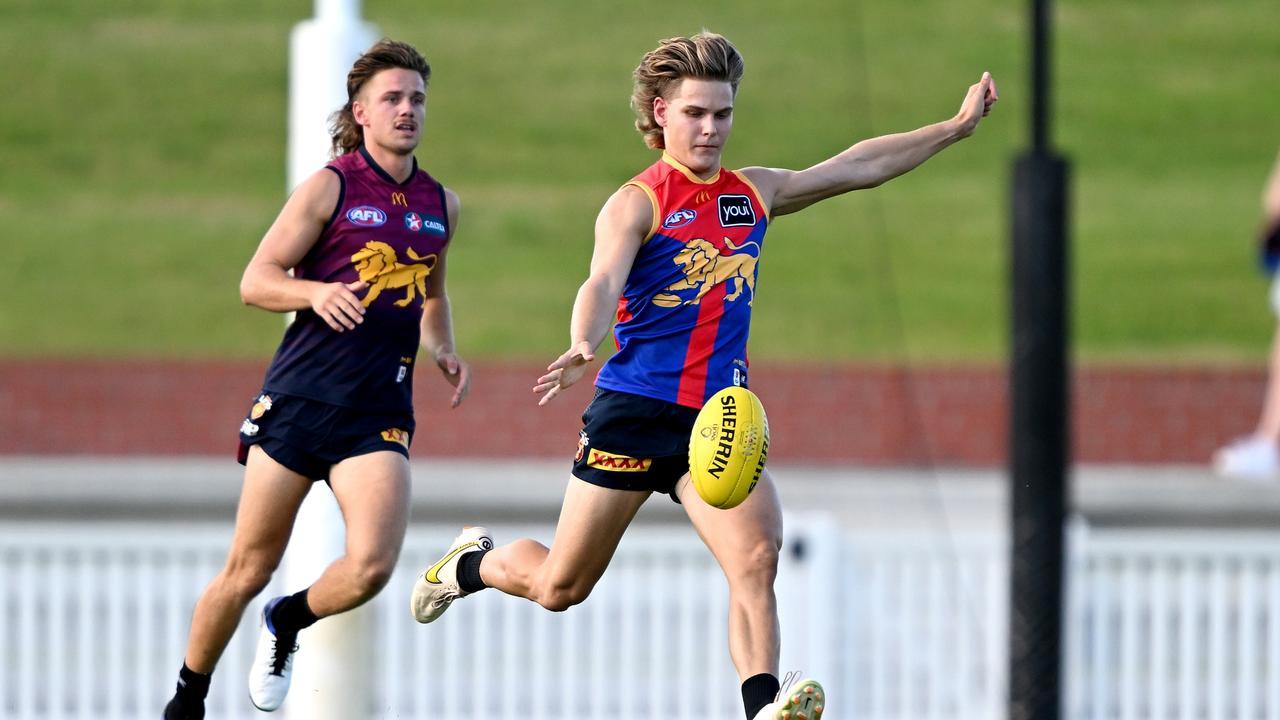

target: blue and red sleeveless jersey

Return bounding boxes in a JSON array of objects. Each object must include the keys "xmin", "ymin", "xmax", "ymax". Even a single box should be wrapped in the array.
[
  {"xmin": 261, "ymin": 147, "xmax": 451, "ymax": 412},
  {"xmin": 595, "ymin": 153, "xmax": 770, "ymax": 409}
]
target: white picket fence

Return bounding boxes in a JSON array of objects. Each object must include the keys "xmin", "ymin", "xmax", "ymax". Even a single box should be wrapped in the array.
[
  {"xmin": 1065, "ymin": 525, "xmax": 1280, "ymax": 720},
  {"xmin": 2, "ymin": 517, "xmax": 1279, "ymax": 720}
]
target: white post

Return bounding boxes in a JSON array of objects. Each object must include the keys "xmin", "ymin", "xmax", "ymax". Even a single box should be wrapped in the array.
[{"xmin": 283, "ymin": 2, "xmax": 378, "ymax": 719}]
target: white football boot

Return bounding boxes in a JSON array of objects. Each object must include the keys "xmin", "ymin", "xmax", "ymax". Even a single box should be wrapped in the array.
[
  {"xmin": 247, "ymin": 597, "xmax": 299, "ymax": 712},
  {"xmin": 411, "ymin": 526, "xmax": 494, "ymax": 623},
  {"xmin": 752, "ymin": 677, "xmax": 825, "ymax": 720},
  {"xmin": 1213, "ymin": 435, "xmax": 1280, "ymax": 480}
]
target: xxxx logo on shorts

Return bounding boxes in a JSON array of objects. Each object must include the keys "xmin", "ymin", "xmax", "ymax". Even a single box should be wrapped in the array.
[
  {"xmin": 381, "ymin": 428, "xmax": 410, "ymax": 448},
  {"xmin": 587, "ymin": 449, "xmax": 652, "ymax": 472}
]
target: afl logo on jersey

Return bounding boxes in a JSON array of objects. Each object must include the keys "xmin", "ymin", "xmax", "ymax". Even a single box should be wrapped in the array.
[
  {"xmin": 662, "ymin": 209, "xmax": 697, "ymax": 229},
  {"xmin": 347, "ymin": 206, "xmax": 387, "ymax": 227},
  {"xmin": 717, "ymin": 195, "xmax": 756, "ymax": 228}
]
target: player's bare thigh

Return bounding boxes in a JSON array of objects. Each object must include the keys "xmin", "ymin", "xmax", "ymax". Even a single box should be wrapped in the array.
[
  {"xmin": 224, "ymin": 445, "xmax": 314, "ymax": 576},
  {"xmin": 328, "ymin": 450, "xmax": 412, "ymax": 564},
  {"xmin": 677, "ymin": 468, "xmax": 784, "ymax": 567}
]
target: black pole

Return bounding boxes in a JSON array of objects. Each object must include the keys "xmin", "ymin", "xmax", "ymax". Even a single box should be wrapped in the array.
[
  {"xmin": 1009, "ymin": 0, "xmax": 1070, "ymax": 719},
  {"xmin": 1030, "ymin": 0, "xmax": 1050, "ymax": 153}
]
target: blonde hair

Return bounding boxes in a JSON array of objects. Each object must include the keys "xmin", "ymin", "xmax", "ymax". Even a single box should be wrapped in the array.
[
  {"xmin": 329, "ymin": 39, "xmax": 431, "ymax": 157},
  {"xmin": 630, "ymin": 32, "xmax": 744, "ymax": 150}
]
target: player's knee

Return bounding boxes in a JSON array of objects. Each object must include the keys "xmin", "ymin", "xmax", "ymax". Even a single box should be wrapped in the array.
[
  {"xmin": 734, "ymin": 539, "xmax": 781, "ymax": 588},
  {"xmin": 349, "ymin": 556, "xmax": 396, "ymax": 600},
  {"xmin": 536, "ymin": 579, "xmax": 592, "ymax": 612},
  {"xmin": 222, "ymin": 557, "xmax": 276, "ymax": 600}
]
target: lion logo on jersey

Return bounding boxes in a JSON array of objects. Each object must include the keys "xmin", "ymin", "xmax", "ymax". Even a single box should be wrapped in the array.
[
  {"xmin": 651, "ymin": 237, "xmax": 760, "ymax": 308},
  {"xmin": 351, "ymin": 241, "xmax": 438, "ymax": 307}
]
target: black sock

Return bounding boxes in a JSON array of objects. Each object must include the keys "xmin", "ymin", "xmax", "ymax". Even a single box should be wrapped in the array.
[
  {"xmin": 742, "ymin": 673, "xmax": 780, "ymax": 720},
  {"xmin": 165, "ymin": 663, "xmax": 210, "ymax": 718},
  {"xmin": 457, "ymin": 548, "xmax": 490, "ymax": 594},
  {"xmin": 270, "ymin": 588, "xmax": 319, "ymax": 634}
]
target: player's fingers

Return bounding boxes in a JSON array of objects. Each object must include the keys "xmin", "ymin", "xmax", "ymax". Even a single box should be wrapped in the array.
[
  {"xmin": 545, "ymin": 352, "xmax": 576, "ymax": 372},
  {"xmin": 537, "ymin": 386, "xmax": 560, "ymax": 406},
  {"xmin": 340, "ymin": 290, "xmax": 366, "ymax": 314},
  {"xmin": 344, "ymin": 280, "xmax": 369, "ymax": 292},
  {"xmin": 336, "ymin": 299, "xmax": 364, "ymax": 326},
  {"xmin": 320, "ymin": 311, "xmax": 345, "ymax": 332}
]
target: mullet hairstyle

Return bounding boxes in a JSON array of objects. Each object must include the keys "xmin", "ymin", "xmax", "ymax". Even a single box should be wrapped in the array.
[
  {"xmin": 329, "ymin": 39, "xmax": 432, "ymax": 157},
  {"xmin": 630, "ymin": 32, "xmax": 744, "ymax": 150}
]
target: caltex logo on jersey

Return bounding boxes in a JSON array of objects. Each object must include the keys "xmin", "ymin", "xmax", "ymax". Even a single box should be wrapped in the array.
[
  {"xmin": 405, "ymin": 212, "xmax": 423, "ymax": 232},
  {"xmin": 662, "ymin": 208, "xmax": 697, "ymax": 229},
  {"xmin": 347, "ymin": 206, "xmax": 386, "ymax": 227}
]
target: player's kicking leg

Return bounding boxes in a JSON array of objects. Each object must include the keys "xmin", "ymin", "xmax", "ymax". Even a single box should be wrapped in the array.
[
  {"xmin": 679, "ymin": 470, "xmax": 826, "ymax": 720},
  {"xmin": 411, "ymin": 477, "xmax": 648, "ymax": 620}
]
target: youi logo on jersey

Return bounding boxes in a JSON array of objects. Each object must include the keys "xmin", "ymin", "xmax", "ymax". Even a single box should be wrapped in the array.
[{"xmin": 717, "ymin": 194, "xmax": 756, "ymax": 228}]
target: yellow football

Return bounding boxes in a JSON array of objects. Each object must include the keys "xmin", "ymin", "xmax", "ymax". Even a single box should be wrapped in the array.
[{"xmin": 689, "ymin": 386, "xmax": 770, "ymax": 509}]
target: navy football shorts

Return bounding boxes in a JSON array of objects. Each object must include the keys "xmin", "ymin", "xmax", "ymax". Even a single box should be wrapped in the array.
[
  {"xmin": 572, "ymin": 388, "xmax": 700, "ymax": 501},
  {"xmin": 236, "ymin": 392, "xmax": 414, "ymax": 481}
]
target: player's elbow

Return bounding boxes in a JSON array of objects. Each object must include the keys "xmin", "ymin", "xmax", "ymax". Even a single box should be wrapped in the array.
[
  {"xmin": 239, "ymin": 268, "xmax": 269, "ymax": 307},
  {"xmin": 238, "ymin": 278, "xmax": 255, "ymax": 306}
]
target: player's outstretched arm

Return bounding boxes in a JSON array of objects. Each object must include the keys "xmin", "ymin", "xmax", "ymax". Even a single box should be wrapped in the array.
[
  {"xmin": 422, "ymin": 188, "xmax": 470, "ymax": 408},
  {"xmin": 744, "ymin": 72, "xmax": 998, "ymax": 218},
  {"xmin": 534, "ymin": 185, "xmax": 651, "ymax": 405}
]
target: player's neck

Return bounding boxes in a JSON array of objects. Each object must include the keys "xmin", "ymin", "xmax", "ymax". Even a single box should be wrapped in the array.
[
  {"xmin": 661, "ymin": 151, "xmax": 721, "ymax": 183},
  {"xmin": 363, "ymin": 144, "xmax": 416, "ymax": 184}
]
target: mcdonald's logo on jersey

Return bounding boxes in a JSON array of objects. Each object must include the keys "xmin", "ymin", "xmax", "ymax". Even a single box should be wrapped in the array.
[
  {"xmin": 390, "ymin": 192, "xmax": 408, "ymax": 207},
  {"xmin": 695, "ymin": 190, "xmax": 712, "ymax": 204}
]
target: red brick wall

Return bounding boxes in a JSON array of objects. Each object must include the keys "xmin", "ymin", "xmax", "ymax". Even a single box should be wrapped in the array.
[{"xmin": 0, "ymin": 359, "xmax": 1264, "ymax": 465}]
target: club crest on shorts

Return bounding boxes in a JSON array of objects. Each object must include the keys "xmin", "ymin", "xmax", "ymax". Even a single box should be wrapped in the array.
[
  {"xmin": 250, "ymin": 394, "xmax": 273, "ymax": 420},
  {"xmin": 575, "ymin": 431, "xmax": 589, "ymax": 463}
]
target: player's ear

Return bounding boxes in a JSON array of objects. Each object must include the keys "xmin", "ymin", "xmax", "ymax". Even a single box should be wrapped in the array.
[
  {"xmin": 653, "ymin": 96, "xmax": 669, "ymax": 128},
  {"xmin": 351, "ymin": 97, "xmax": 369, "ymax": 127}
]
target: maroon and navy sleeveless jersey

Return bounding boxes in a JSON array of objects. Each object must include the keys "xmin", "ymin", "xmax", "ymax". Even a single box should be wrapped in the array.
[
  {"xmin": 595, "ymin": 153, "xmax": 769, "ymax": 409},
  {"xmin": 261, "ymin": 147, "xmax": 451, "ymax": 412}
]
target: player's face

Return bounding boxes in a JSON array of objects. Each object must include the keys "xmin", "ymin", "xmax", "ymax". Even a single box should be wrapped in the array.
[
  {"xmin": 353, "ymin": 67, "xmax": 427, "ymax": 156},
  {"xmin": 654, "ymin": 78, "xmax": 734, "ymax": 178}
]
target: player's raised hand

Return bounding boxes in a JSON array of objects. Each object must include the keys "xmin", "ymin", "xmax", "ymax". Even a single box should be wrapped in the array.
[
  {"xmin": 435, "ymin": 350, "xmax": 471, "ymax": 408},
  {"xmin": 311, "ymin": 280, "xmax": 368, "ymax": 332},
  {"xmin": 955, "ymin": 71, "xmax": 998, "ymax": 137},
  {"xmin": 534, "ymin": 340, "xmax": 595, "ymax": 406}
]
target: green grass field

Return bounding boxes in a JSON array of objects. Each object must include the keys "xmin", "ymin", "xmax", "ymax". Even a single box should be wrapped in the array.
[{"xmin": 2, "ymin": 0, "xmax": 1277, "ymax": 362}]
